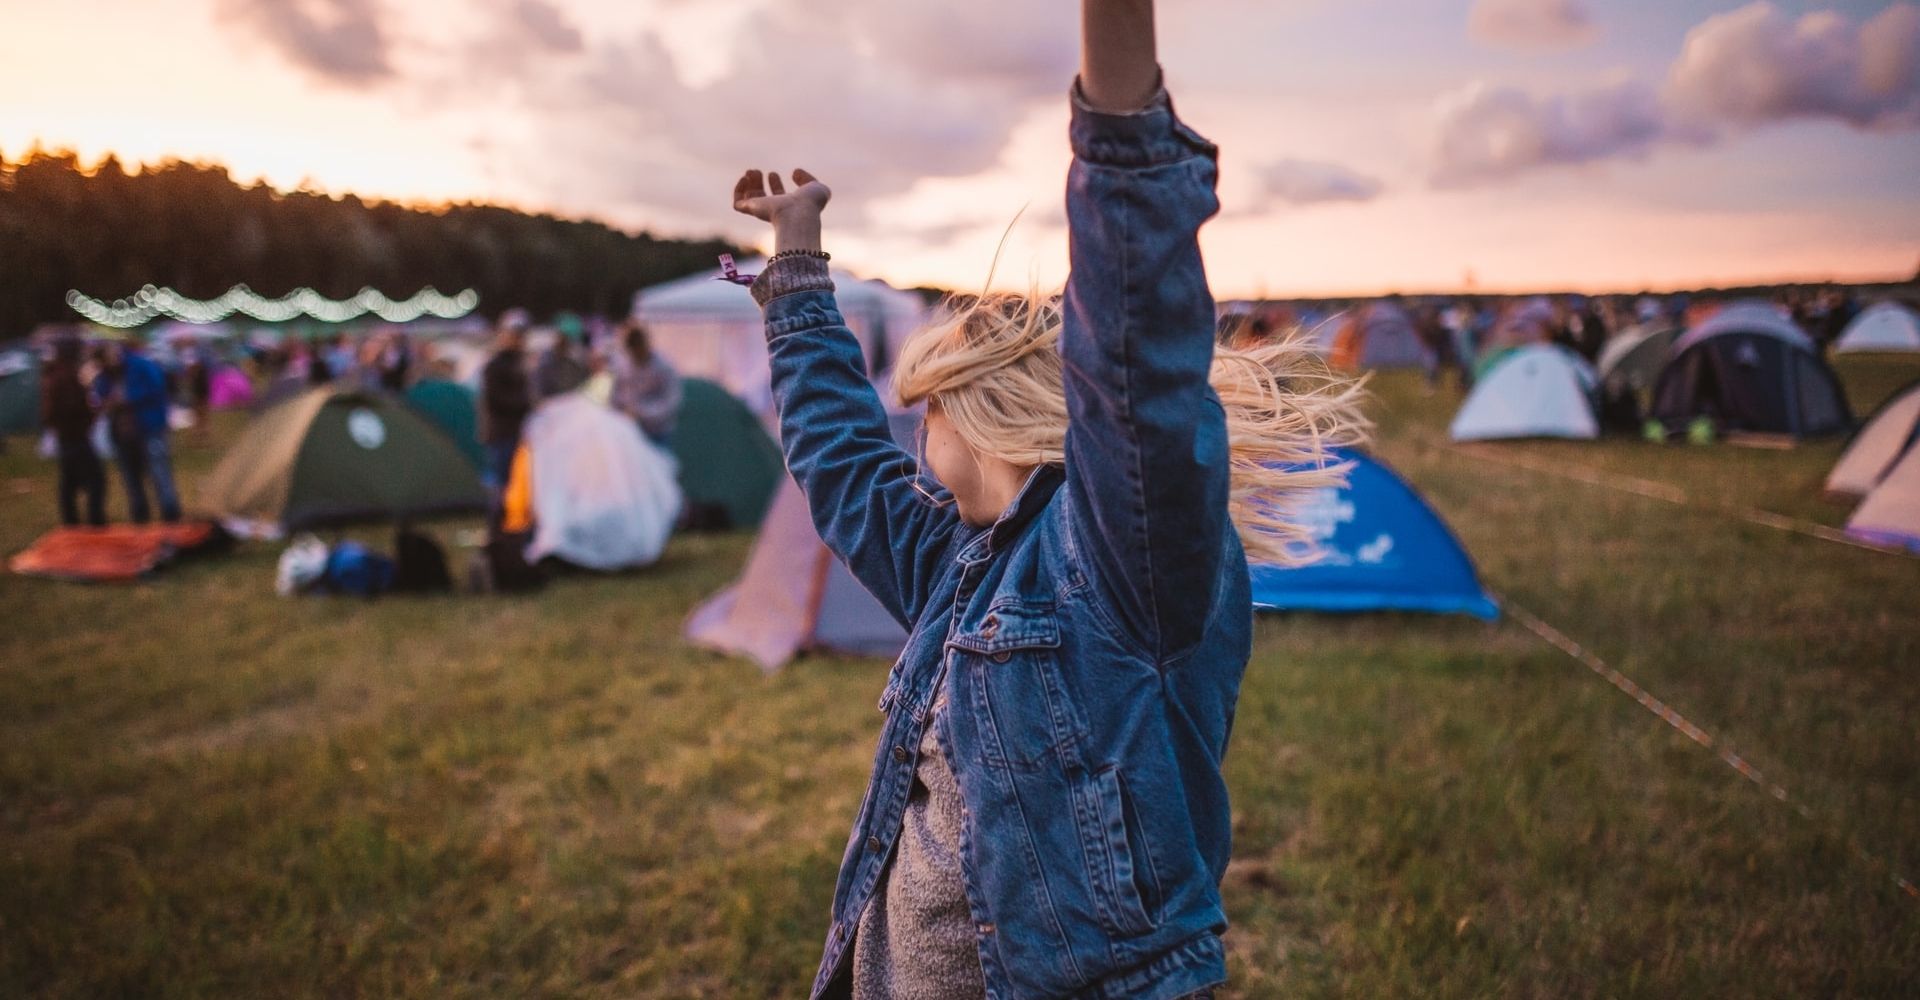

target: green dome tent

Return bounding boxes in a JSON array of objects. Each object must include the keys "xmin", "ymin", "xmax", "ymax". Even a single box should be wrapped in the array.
[
  {"xmin": 203, "ymin": 387, "xmax": 488, "ymax": 533},
  {"xmin": 405, "ymin": 378, "xmax": 485, "ymax": 470},
  {"xmin": 667, "ymin": 378, "xmax": 785, "ymax": 530}
]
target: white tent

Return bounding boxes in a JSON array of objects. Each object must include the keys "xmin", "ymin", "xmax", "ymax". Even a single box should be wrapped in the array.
[
  {"xmin": 521, "ymin": 394, "xmax": 683, "ymax": 571},
  {"xmin": 633, "ymin": 259, "xmax": 929, "ymax": 414},
  {"xmin": 1848, "ymin": 442, "xmax": 1920, "ymax": 552},
  {"xmin": 1449, "ymin": 344, "xmax": 1599, "ymax": 442},
  {"xmin": 1826, "ymin": 381, "xmax": 1920, "ymax": 498},
  {"xmin": 1835, "ymin": 302, "xmax": 1920, "ymax": 354}
]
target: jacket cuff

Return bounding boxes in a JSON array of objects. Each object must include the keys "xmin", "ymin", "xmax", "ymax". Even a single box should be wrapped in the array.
[
  {"xmin": 1069, "ymin": 73, "xmax": 1217, "ymax": 168},
  {"xmin": 750, "ymin": 256, "xmax": 835, "ymax": 309}
]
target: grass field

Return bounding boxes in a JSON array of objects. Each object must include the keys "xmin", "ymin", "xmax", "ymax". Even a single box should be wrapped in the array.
[{"xmin": 4, "ymin": 357, "xmax": 1918, "ymax": 998}]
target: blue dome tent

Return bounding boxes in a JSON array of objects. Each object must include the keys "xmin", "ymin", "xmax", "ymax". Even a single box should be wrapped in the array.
[{"xmin": 1251, "ymin": 449, "xmax": 1498, "ymax": 619}]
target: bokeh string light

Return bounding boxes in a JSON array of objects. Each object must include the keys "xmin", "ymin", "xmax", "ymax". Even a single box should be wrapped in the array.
[{"xmin": 65, "ymin": 284, "xmax": 480, "ymax": 328}]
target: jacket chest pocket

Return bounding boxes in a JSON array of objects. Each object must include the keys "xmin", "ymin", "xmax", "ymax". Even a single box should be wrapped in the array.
[{"xmin": 950, "ymin": 604, "xmax": 1084, "ymax": 773}]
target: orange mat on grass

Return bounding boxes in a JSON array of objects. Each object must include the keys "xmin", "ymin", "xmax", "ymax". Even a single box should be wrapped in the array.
[{"xmin": 8, "ymin": 522, "xmax": 223, "ymax": 583}]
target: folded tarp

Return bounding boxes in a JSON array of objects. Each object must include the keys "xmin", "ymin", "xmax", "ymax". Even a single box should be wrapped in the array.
[{"xmin": 8, "ymin": 522, "xmax": 225, "ymax": 583}]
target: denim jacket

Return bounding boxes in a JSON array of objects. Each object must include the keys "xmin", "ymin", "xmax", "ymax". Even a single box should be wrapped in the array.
[{"xmin": 754, "ymin": 83, "xmax": 1242, "ymax": 1000}]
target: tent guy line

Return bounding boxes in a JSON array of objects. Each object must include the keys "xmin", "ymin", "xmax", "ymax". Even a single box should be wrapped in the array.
[
  {"xmin": 1439, "ymin": 440, "xmax": 1910, "ymax": 558},
  {"xmin": 1503, "ymin": 599, "xmax": 1920, "ymax": 903}
]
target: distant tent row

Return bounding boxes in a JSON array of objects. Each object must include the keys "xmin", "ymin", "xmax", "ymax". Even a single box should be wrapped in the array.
[
  {"xmin": 1452, "ymin": 301, "xmax": 1854, "ymax": 443},
  {"xmin": 1826, "ymin": 380, "xmax": 1920, "ymax": 552}
]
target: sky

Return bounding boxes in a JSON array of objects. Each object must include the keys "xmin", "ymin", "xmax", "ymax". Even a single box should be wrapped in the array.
[{"xmin": 2, "ymin": 0, "xmax": 1917, "ymax": 297}]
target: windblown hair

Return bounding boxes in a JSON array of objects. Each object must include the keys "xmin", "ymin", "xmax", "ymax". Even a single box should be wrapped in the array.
[{"xmin": 892, "ymin": 292, "xmax": 1370, "ymax": 566}]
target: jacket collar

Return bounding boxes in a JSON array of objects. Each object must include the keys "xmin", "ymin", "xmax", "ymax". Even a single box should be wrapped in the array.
[{"xmin": 958, "ymin": 464, "xmax": 1064, "ymax": 566}]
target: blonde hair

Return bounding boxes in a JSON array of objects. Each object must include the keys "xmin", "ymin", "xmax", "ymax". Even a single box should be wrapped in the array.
[{"xmin": 892, "ymin": 292, "xmax": 1370, "ymax": 567}]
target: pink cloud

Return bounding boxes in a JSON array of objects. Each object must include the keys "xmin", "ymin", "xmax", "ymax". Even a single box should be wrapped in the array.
[
  {"xmin": 1430, "ymin": 80, "xmax": 1668, "ymax": 186},
  {"xmin": 1435, "ymin": 2, "xmax": 1920, "ymax": 186},
  {"xmin": 1258, "ymin": 159, "xmax": 1385, "ymax": 206},
  {"xmin": 1468, "ymin": 0, "xmax": 1598, "ymax": 51},
  {"xmin": 1665, "ymin": 1, "xmax": 1920, "ymax": 130},
  {"xmin": 217, "ymin": 0, "xmax": 395, "ymax": 85}
]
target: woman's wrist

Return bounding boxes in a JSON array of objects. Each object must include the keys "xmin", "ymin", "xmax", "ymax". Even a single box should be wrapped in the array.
[{"xmin": 771, "ymin": 208, "xmax": 824, "ymax": 254}]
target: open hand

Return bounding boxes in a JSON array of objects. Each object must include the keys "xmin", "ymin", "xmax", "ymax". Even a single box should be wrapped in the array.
[{"xmin": 732, "ymin": 169, "xmax": 831, "ymax": 224}]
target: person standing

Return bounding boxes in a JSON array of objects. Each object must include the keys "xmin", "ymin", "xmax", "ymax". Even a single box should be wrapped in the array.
[
  {"xmin": 533, "ymin": 330, "xmax": 590, "ymax": 400},
  {"xmin": 611, "ymin": 322, "xmax": 683, "ymax": 444},
  {"xmin": 728, "ymin": 1, "xmax": 1363, "ymax": 995},
  {"xmin": 94, "ymin": 334, "xmax": 182, "ymax": 524},
  {"xmin": 40, "ymin": 338, "xmax": 106, "ymax": 527},
  {"xmin": 479, "ymin": 322, "xmax": 533, "ymax": 493}
]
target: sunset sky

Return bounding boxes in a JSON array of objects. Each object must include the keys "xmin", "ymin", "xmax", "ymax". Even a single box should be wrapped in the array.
[{"xmin": 3, "ymin": 0, "xmax": 1917, "ymax": 297}]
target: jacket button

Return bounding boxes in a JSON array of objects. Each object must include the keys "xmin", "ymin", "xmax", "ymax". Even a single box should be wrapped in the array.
[
  {"xmin": 991, "ymin": 651, "xmax": 1012, "ymax": 664},
  {"xmin": 892, "ymin": 745, "xmax": 909, "ymax": 763},
  {"xmin": 867, "ymin": 836, "xmax": 883, "ymax": 853}
]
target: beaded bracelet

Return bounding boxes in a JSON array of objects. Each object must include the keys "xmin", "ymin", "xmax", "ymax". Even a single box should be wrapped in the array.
[{"xmin": 767, "ymin": 248, "xmax": 831, "ymax": 264}]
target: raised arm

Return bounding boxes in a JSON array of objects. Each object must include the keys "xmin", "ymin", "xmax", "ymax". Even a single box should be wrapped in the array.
[
  {"xmin": 1062, "ymin": 0, "xmax": 1230, "ymax": 661},
  {"xmin": 734, "ymin": 170, "xmax": 961, "ymax": 628}
]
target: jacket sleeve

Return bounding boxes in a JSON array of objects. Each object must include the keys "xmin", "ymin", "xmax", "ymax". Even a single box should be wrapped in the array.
[
  {"xmin": 1059, "ymin": 80, "xmax": 1229, "ymax": 662},
  {"xmin": 756, "ymin": 259, "xmax": 961, "ymax": 628}
]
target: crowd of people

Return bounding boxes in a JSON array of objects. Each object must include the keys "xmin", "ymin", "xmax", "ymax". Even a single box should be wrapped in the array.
[{"xmin": 31, "ymin": 313, "xmax": 685, "ymax": 533}]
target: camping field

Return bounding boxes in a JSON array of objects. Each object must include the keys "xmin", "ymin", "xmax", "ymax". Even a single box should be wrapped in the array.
[{"xmin": 3, "ymin": 357, "xmax": 1918, "ymax": 999}]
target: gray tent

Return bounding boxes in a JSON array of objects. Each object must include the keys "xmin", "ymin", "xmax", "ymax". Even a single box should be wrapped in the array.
[{"xmin": 683, "ymin": 409, "xmax": 919, "ymax": 672}]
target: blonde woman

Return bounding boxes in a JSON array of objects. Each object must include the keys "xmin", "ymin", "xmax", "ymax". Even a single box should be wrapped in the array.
[{"xmin": 731, "ymin": 1, "xmax": 1363, "ymax": 996}]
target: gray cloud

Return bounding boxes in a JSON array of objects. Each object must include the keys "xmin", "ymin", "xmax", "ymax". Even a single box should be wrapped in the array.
[
  {"xmin": 1435, "ymin": 2, "xmax": 1920, "ymax": 186},
  {"xmin": 498, "ymin": 0, "xmax": 1076, "ymax": 234},
  {"xmin": 1431, "ymin": 80, "xmax": 1668, "ymax": 186},
  {"xmin": 1257, "ymin": 159, "xmax": 1385, "ymax": 206},
  {"xmin": 1469, "ymin": 0, "xmax": 1598, "ymax": 51},
  {"xmin": 1665, "ymin": 1, "xmax": 1920, "ymax": 130},
  {"xmin": 218, "ymin": 0, "xmax": 394, "ymax": 85},
  {"xmin": 510, "ymin": 0, "xmax": 584, "ymax": 54}
]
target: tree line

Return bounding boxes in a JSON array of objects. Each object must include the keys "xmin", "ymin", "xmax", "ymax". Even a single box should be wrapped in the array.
[{"xmin": 0, "ymin": 150, "xmax": 744, "ymax": 340}]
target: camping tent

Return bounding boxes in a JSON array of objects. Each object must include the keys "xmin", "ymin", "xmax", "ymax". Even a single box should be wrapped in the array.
[
  {"xmin": 668, "ymin": 377, "xmax": 785, "ymax": 530},
  {"xmin": 1251, "ymin": 449, "xmax": 1498, "ymax": 618},
  {"xmin": 1328, "ymin": 301, "xmax": 1428, "ymax": 370},
  {"xmin": 517, "ymin": 394, "xmax": 683, "ymax": 571},
  {"xmin": 202, "ymin": 386, "xmax": 488, "ymax": 534},
  {"xmin": 1449, "ymin": 345, "xmax": 1599, "ymax": 442},
  {"xmin": 1835, "ymin": 302, "xmax": 1920, "ymax": 354},
  {"xmin": 209, "ymin": 365, "xmax": 256, "ymax": 409},
  {"xmin": 684, "ymin": 475, "xmax": 908, "ymax": 672},
  {"xmin": 1825, "ymin": 380, "xmax": 1920, "ymax": 498},
  {"xmin": 428, "ymin": 339, "xmax": 491, "ymax": 388},
  {"xmin": 405, "ymin": 377, "xmax": 486, "ymax": 470},
  {"xmin": 0, "ymin": 347, "xmax": 41, "ymax": 437},
  {"xmin": 685, "ymin": 406, "xmax": 919, "ymax": 671},
  {"xmin": 1847, "ymin": 443, "xmax": 1920, "ymax": 552},
  {"xmin": 1598, "ymin": 323, "xmax": 1682, "ymax": 396},
  {"xmin": 634, "ymin": 260, "xmax": 928, "ymax": 414},
  {"xmin": 1649, "ymin": 301, "xmax": 1851, "ymax": 439}
]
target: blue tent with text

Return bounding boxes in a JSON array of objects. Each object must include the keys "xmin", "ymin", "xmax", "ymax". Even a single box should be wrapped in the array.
[{"xmin": 1251, "ymin": 449, "xmax": 1498, "ymax": 619}]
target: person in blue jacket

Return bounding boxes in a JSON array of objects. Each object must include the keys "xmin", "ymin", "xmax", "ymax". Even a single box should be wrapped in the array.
[
  {"xmin": 94, "ymin": 333, "xmax": 182, "ymax": 524},
  {"xmin": 729, "ymin": 2, "xmax": 1367, "ymax": 996}
]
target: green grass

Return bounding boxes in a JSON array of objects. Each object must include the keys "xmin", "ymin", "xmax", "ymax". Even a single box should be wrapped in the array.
[{"xmin": 3, "ymin": 356, "xmax": 1918, "ymax": 998}]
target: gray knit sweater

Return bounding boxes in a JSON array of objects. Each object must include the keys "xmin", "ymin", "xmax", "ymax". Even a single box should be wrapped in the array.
[{"xmin": 851, "ymin": 696, "xmax": 988, "ymax": 999}]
